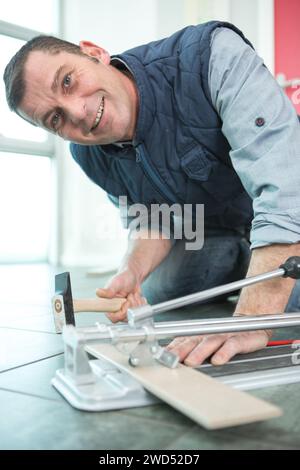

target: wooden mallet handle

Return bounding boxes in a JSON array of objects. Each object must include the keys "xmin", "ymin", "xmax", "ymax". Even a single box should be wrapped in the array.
[{"xmin": 73, "ymin": 297, "xmax": 126, "ymax": 313}]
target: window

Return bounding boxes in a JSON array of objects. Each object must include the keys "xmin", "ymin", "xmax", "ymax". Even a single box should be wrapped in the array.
[
  {"xmin": 0, "ymin": 153, "xmax": 52, "ymax": 262},
  {"xmin": 0, "ymin": 0, "xmax": 58, "ymax": 33},
  {"xmin": 0, "ymin": 1, "xmax": 59, "ymax": 263}
]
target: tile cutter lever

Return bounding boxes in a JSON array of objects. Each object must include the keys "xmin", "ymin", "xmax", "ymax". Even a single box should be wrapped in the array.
[{"xmin": 128, "ymin": 255, "xmax": 300, "ymax": 327}]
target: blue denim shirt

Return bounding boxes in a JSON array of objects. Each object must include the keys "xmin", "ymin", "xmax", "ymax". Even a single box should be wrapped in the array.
[{"xmin": 209, "ymin": 27, "xmax": 300, "ymax": 248}]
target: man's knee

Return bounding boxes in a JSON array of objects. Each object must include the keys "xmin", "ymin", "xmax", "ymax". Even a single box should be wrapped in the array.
[{"xmin": 142, "ymin": 235, "xmax": 250, "ymax": 305}]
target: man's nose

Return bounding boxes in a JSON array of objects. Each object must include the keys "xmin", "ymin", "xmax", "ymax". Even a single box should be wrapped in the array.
[{"xmin": 65, "ymin": 98, "xmax": 88, "ymax": 130}]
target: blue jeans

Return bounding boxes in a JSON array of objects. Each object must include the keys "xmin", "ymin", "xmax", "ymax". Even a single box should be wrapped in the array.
[{"xmin": 141, "ymin": 229, "xmax": 300, "ymax": 312}]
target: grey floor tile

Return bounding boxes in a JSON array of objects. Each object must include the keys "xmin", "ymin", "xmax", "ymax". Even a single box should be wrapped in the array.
[
  {"xmin": 0, "ymin": 264, "xmax": 55, "ymax": 306},
  {"xmin": 120, "ymin": 403, "xmax": 194, "ymax": 429},
  {"xmin": 0, "ymin": 354, "xmax": 64, "ymax": 400},
  {"xmin": 0, "ymin": 389, "xmax": 185, "ymax": 450},
  {"xmin": 0, "ymin": 303, "xmax": 50, "ymax": 322},
  {"xmin": 0, "ymin": 313, "xmax": 56, "ymax": 333},
  {"xmin": 0, "ymin": 311, "xmax": 113, "ymax": 333},
  {"xmin": 222, "ymin": 384, "xmax": 300, "ymax": 449},
  {"xmin": 4, "ymin": 313, "xmax": 111, "ymax": 335},
  {"xmin": 0, "ymin": 328, "xmax": 63, "ymax": 372},
  {"xmin": 166, "ymin": 425, "xmax": 296, "ymax": 450}
]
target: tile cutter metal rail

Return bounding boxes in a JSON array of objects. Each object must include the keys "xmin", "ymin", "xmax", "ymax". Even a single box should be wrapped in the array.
[
  {"xmin": 52, "ymin": 256, "xmax": 300, "ymax": 411},
  {"xmin": 198, "ymin": 344, "xmax": 300, "ymax": 390}
]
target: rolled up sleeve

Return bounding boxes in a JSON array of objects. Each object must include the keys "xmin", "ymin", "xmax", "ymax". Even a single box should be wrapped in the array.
[{"xmin": 209, "ymin": 27, "xmax": 300, "ymax": 248}]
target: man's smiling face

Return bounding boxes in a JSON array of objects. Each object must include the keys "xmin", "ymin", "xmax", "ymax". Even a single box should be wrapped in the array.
[{"xmin": 18, "ymin": 42, "xmax": 138, "ymax": 145}]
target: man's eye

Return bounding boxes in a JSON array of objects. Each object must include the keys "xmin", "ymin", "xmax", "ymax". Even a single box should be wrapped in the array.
[
  {"xmin": 63, "ymin": 73, "xmax": 72, "ymax": 88},
  {"xmin": 51, "ymin": 112, "xmax": 61, "ymax": 129}
]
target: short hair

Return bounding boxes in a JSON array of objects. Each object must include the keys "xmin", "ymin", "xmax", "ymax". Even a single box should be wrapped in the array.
[{"xmin": 3, "ymin": 35, "xmax": 85, "ymax": 114}]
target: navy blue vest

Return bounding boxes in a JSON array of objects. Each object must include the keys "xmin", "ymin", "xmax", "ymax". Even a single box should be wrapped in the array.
[{"xmin": 70, "ymin": 21, "xmax": 254, "ymax": 230}]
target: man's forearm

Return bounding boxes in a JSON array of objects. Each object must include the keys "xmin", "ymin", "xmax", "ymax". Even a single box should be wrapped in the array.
[
  {"xmin": 235, "ymin": 243, "xmax": 300, "ymax": 316},
  {"xmin": 118, "ymin": 229, "xmax": 173, "ymax": 283}
]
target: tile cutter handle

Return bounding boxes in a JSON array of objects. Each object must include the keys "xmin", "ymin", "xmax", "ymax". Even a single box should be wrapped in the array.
[{"xmin": 128, "ymin": 256, "xmax": 300, "ymax": 326}]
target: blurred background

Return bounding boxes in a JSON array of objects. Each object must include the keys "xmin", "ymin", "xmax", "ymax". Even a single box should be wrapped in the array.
[{"xmin": 0, "ymin": 0, "xmax": 298, "ymax": 272}]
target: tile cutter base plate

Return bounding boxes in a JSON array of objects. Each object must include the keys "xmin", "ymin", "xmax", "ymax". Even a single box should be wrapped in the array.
[{"xmin": 52, "ymin": 345, "xmax": 300, "ymax": 411}]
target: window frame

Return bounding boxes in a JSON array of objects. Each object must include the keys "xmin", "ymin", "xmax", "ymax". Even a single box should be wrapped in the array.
[
  {"xmin": 0, "ymin": 7, "xmax": 61, "ymax": 263},
  {"xmin": 0, "ymin": 19, "xmax": 55, "ymax": 157}
]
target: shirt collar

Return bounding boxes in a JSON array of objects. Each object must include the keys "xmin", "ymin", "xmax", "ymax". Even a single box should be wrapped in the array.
[{"xmin": 110, "ymin": 54, "xmax": 156, "ymax": 147}]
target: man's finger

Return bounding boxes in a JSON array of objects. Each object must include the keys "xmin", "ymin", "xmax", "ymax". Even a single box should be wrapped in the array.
[
  {"xmin": 210, "ymin": 335, "xmax": 242, "ymax": 366},
  {"xmin": 211, "ymin": 331, "xmax": 270, "ymax": 366},
  {"xmin": 106, "ymin": 311, "xmax": 126, "ymax": 323},
  {"xmin": 132, "ymin": 292, "xmax": 143, "ymax": 307},
  {"xmin": 127, "ymin": 293, "xmax": 136, "ymax": 307},
  {"xmin": 166, "ymin": 336, "xmax": 203, "ymax": 362},
  {"xmin": 105, "ymin": 300, "xmax": 130, "ymax": 323},
  {"xmin": 96, "ymin": 287, "xmax": 116, "ymax": 298},
  {"xmin": 165, "ymin": 336, "xmax": 192, "ymax": 350},
  {"xmin": 184, "ymin": 335, "xmax": 228, "ymax": 367},
  {"xmin": 133, "ymin": 285, "xmax": 143, "ymax": 295},
  {"xmin": 127, "ymin": 292, "xmax": 145, "ymax": 308}
]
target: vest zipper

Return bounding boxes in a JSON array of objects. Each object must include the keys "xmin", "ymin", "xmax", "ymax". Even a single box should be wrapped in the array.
[{"xmin": 135, "ymin": 144, "xmax": 177, "ymax": 205}]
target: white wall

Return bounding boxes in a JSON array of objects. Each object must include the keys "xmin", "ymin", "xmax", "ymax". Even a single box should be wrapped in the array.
[
  {"xmin": 184, "ymin": 0, "xmax": 274, "ymax": 71},
  {"xmin": 61, "ymin": 0, "xmax": 158, "ymax": 53},
  {"xmin": 229, "ymin": 0, "xmax": 274, "ymax": 72},
  {"xmin": 58, "ymin": 0, "xmax": 274, "ymax": 268}
]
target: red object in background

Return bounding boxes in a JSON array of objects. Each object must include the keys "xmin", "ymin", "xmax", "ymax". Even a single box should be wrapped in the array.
[
  {"xmin": 274, "ymin": 0, "xmax": 300, "ymax": 114},
  {"xmin": 267, "ymin": 340, "xmax": 300, "ymax": 347}
]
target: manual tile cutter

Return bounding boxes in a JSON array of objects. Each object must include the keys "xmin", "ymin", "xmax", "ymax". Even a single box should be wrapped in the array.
[{"xmin": 52, "ymin": 256, "xmax": 300, "ymax": 411}]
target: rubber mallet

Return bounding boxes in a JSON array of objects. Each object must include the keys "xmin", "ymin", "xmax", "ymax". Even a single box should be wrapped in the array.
[{"xmin": 52, "ymin": 272, "xmax": 126, "ymax": 333}]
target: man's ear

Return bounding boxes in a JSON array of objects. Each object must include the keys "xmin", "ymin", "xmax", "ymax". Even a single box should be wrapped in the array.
[{"xmin": 79, "ymin": 40, "xmax": 110, "ymax": 65}]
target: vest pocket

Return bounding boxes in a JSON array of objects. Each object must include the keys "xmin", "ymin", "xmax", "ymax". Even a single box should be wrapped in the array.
[{"xmin": 180, "ymin": 145, "xmax": 218, "ymax": 182}]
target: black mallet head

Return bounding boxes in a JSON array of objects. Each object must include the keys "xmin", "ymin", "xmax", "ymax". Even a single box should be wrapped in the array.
[{"xmin": 52, "ymin": 272, "xmax": 75, "ymax": 333}]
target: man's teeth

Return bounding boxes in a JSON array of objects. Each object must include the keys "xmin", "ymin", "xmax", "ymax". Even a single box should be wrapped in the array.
[{"xmin": 92, "ymin": 98, "xmax": 104, "ymax": 130}]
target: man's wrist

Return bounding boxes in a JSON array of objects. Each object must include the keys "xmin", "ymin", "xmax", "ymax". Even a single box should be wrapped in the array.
[
  {"xmin": 120, "ymin": 233, "xmax": 172, "ymax": 284},
  {"xmin": 233, "ymin": 312, "xmax": 274, "ymax": 340},
  {"xmin": 118, "ymin": 257, "xmax": 146, "ymax": 284}
]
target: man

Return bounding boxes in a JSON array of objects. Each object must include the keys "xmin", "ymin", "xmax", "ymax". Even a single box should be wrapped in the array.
[{"xmin": 4, "ymin": 21, "xmax": 300, "ymax": 367}]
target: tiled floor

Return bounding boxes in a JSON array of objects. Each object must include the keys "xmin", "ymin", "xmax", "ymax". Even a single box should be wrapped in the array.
[{"xmin": 0, "ymin": 263, "xmax": 300, "ymax": 450}]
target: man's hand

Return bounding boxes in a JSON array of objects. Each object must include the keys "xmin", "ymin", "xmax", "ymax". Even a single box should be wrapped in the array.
[
  {"xmin": 96, "ymin": 268, "xmax": 147, "ymax": 323},
  {"xmin": 97, "ymin": 229, "xmax": 172, "ymax": 323},
  {"xmin": 166, "ymin": 329, "xmax": 272, "ymax": 367},
  {"xmin": 167, "ymin": 243, "xmax": 300, "ymax": 367}
]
